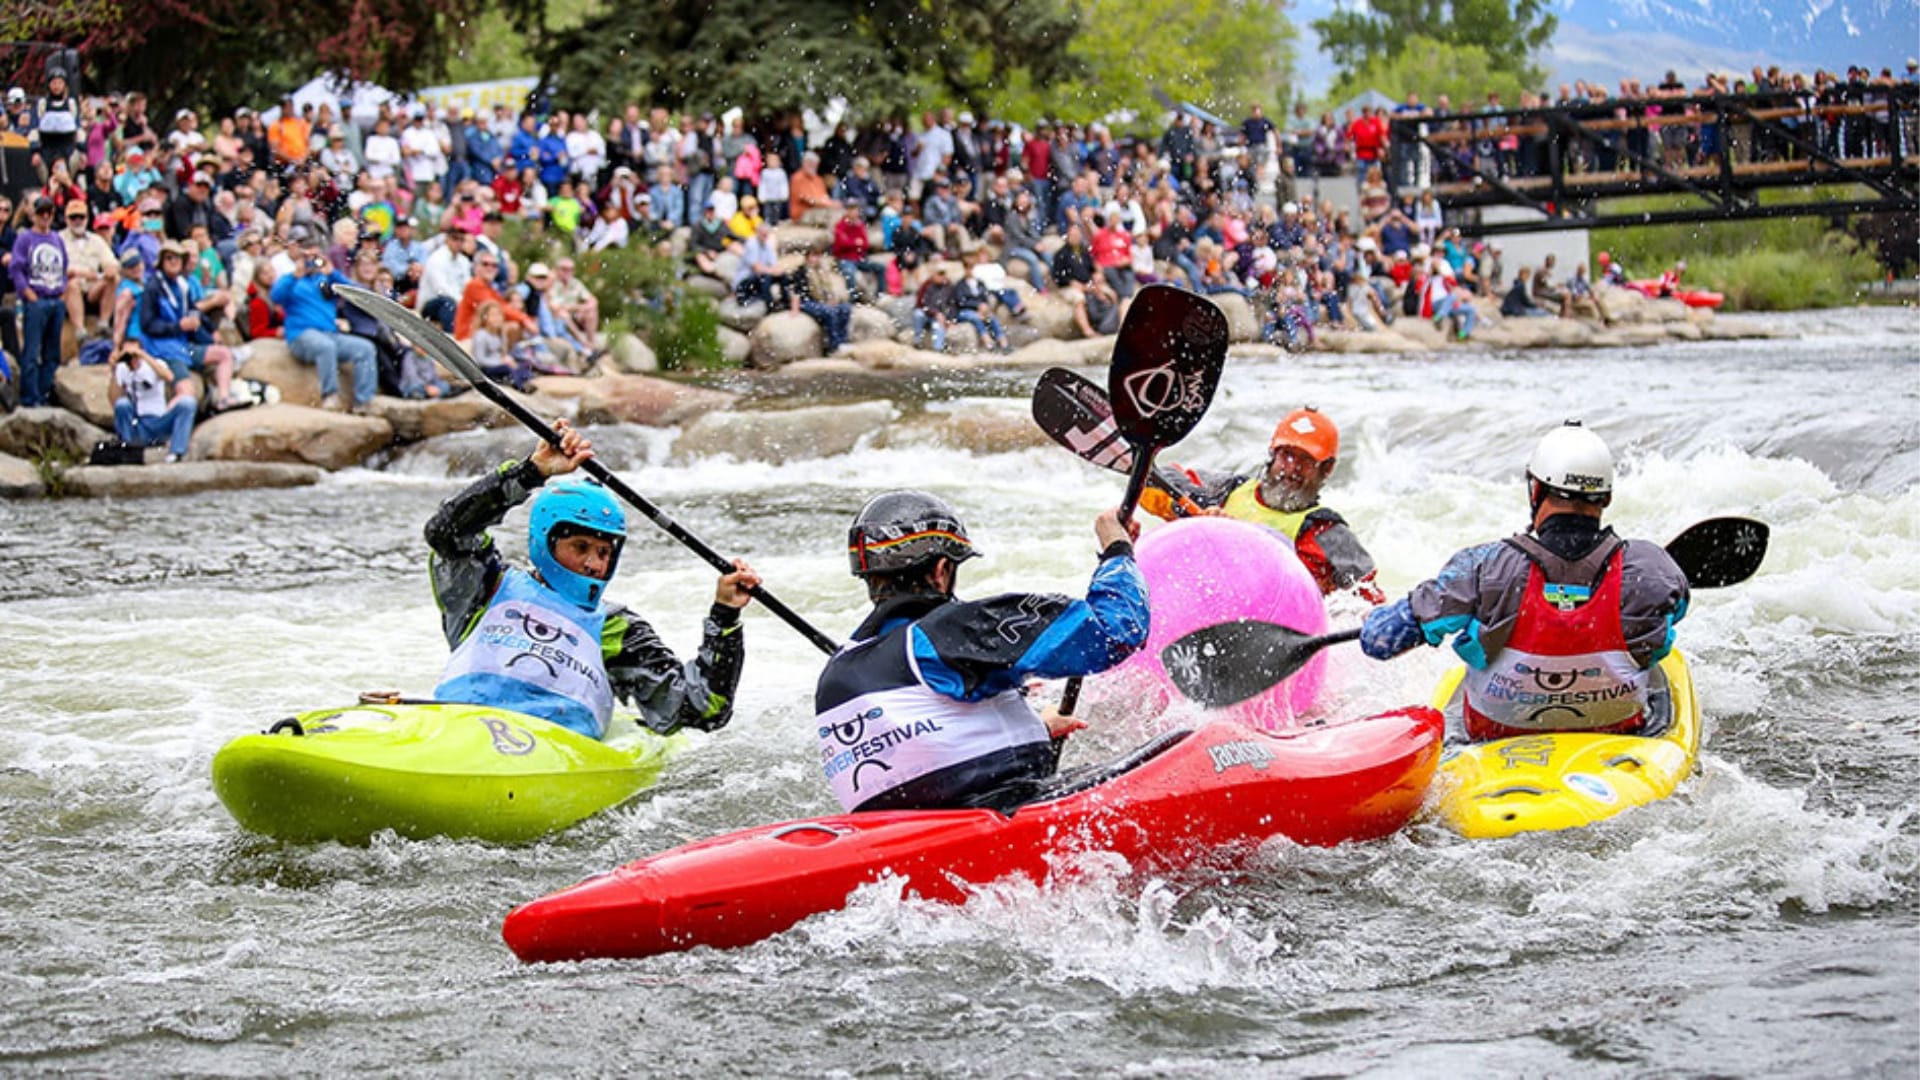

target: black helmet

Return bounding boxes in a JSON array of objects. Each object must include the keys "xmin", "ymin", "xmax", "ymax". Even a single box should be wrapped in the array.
[{"xmin": 848, "ymin": 491, "xmax": 977, "ymax": 577}]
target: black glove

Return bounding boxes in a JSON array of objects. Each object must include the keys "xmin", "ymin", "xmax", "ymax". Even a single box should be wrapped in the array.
[{"xmin": 319, "ymin": 280, "xmax": 338, "ymax": 301}]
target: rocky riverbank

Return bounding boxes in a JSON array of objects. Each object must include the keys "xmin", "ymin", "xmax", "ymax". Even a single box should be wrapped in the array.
[{"xmin": 0, "ymin": 274, "xmax": 1778, "ymax": 500}]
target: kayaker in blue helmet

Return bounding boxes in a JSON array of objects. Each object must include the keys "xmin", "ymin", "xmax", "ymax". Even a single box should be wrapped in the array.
[
  {"xmin": 1359, "ymin": 421, "xmax": 1690, "ymax": 741},
  {"xmin": 814, "ymin": 491, "xmax": 1148, "ymax": 812},
  {"xmin": 1138, "ymin": 406, "xmax": 1384, "ymax": 603},
  {"xmin": 428, "ymin": 419, "xmax": 761, "ymax": 738}
]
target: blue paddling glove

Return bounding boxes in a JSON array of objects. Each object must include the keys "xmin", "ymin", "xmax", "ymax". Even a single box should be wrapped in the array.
[{"xmin": 1360, "ymin": 599, "xmax": 1424, "ymax": 660}]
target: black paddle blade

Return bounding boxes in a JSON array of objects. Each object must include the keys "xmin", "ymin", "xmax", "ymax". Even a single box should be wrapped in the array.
[
  {"xmin": 1032, "ymin": 367, "xmax": 1133, "ymax": 474},
  {"xmin": 1666, "ymin": 516, "xmax": 1769, "ymax": 589},
  {"xmin": 1108, "ymin": 285, "xmax": 1229, "ymax": 445},
  {"xmin": 1163, "ymin": 621, "xmax": 1360, "ymax": 709},
  {"xmin": 337, "ymin": 285, "xmax": 489, "ymax": 388}
]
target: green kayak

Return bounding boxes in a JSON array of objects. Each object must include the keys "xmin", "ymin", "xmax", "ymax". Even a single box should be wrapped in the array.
[{"xmin": 212, "ymin": 702, "xmax": 678, "ymax": 845}]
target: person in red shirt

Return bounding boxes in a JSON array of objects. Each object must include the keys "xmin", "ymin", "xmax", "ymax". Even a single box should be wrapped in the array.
[
  {"xmin": 453, "ymin": 250, "xmax": 536, "ymax": 341},
  {"xmin": 1021, "ymin": 121, "xmax": 1055, "ymax": 224},
  {"xmin": 1349, "ymin": 106, "xmax": 1388, "ymax": 186},
  {"xmin": 832, "ymin": 204, "xmax": 886, "ymax": 302},
  {"xmin": 1088, "ymin": 212, "xmax": 1137, "ymax": 299}
]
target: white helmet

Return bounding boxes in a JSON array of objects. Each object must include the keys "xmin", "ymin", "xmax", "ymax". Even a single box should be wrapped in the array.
[{"xmin": 1527, "ymin": 421, "xmax": 1613, "ymax": 502}]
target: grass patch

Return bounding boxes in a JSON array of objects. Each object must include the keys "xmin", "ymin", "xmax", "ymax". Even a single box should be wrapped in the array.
[{"xmin": 1593, "ymin": 187, "xmax": 1887, "ymax": 310}]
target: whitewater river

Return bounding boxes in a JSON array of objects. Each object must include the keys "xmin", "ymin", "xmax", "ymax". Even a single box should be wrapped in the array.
[{"xmin": 3, "ymin": 308, "xmax": 1916, "ymax": 1075}]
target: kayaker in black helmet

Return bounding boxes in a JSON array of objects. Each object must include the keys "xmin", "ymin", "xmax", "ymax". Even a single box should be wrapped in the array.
[
  {"xmin": 813, "ymin": 491, "xmax": 1148, "ymax": 812},
  {"xmin": 1359, "ymin": 421, "xmax": 1690, "ymax": 742},
  {"xmin": 1138, "ymin": 406, "xmax": 1384, "ymax": 603}
]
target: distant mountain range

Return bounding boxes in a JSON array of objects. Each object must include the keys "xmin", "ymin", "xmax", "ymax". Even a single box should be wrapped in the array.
[{"xmin": 1292, "ymin": 0, "xmax": 1920, "ymax": 97}]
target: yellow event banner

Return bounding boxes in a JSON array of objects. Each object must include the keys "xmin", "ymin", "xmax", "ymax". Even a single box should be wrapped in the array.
[{"xmin": 415, "ymin": 77, "xmax": 538, "ymax": 119}]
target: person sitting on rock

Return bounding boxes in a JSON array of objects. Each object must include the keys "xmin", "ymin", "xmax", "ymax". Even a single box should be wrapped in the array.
[
  {"xmin": 139, "ymin": 239, "xmax": 239, "ymax": 410},
  {"xmin": 951, "ymin": 261, "xmax": 1010, "ymax": 353},
  {"xmin": 731, "ymin": 220, "xmax": 784, "ymax": 308},
  {"xmin": 109, "ymin": 339, "xmax": 196, "ymax": 463},
  {"xmin": 789, "ymin": 248, "xmax": 852, "ymax": 356},
  {"xmin": 831, "ymin": 204, "xmax": 886, "ymax": 303},
  {"xmin": 911, "ymin": 260, "xmax": 959, "ymax": 352},
  {"xmin": 1502, "ymin": 266, "xmax": 1553, "ymax": 318}
]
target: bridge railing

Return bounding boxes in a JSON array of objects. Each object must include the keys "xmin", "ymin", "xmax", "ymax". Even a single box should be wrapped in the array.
[{"xmin": 1384, "ymin": 85, "xmax": 1919, "ymax": 235}]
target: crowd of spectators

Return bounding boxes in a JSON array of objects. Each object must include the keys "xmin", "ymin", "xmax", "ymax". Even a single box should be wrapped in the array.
[{"xmin": 5, "ymin": 56, "xmax": 1914, "ymax": 418}]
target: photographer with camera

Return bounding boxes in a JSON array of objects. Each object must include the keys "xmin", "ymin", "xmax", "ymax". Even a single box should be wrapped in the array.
[
  {"xmin": 268, "ymin": 225, "xmax": 378, "ymax": 412},
  {"xmin": 110, "ymin": 340, "xmax": 197, "ymax": 463}
]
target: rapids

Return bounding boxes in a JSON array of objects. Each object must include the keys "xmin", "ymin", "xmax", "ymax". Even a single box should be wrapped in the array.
[{"xmin": 2, "ymin": 308, "xmax": 1915, "ymax": 1074}]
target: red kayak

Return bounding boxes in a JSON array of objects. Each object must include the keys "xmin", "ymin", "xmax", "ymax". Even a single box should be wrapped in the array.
[
  {"xmin": 503, "ymin": 706, "xmax": 1443, "ymax": 963},
  {"xmin": 1625, "ymin": 279, "xmax": 1725, "ymax": 308}
]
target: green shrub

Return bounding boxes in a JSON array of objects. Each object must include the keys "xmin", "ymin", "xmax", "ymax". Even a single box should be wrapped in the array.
[
  {"xmin": 637, "ymin": 290, "xmax": 727, "ymax": 372},
  {"xmin": 1592, "ymin": 187, "xmax": 1885, "ymax": 310}
]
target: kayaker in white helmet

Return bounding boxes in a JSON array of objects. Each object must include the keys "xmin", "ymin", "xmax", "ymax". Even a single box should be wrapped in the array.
[
  {"xmin": 1358, "ymin": 421, "xmax": 1690, "ymax": 741},
  {"xmin": 813, "ymin": 492, "xmax": 1147, "ymax": 812},
  {"xmin": 427, "ymin": 418, "xmax": 762, "ymax": 738},
  {"xmin": 1138, "ymin": 406, "xmax": 1384, "ymax": 603}
]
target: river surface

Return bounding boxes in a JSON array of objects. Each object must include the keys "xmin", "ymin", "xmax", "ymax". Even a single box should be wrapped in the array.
[{"xmin": 2, "ymin": 308, "xmax": 1916, "ymax": 1076}]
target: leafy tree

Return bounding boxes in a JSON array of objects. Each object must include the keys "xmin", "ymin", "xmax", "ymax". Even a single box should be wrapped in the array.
[
  {"xmin": 994, "ymin": 0, "xmax": 1296, "ymax": 126},
  {"xmin": 1326, "ymin": 35, "xmax": 1531, "ymax": 111},
  {"xmin": 1312, "ymin": 0, "xmax": 1555, "ymax": 90},
  {"xmin": 535, "ymin": 0, "xmax": 1083, "ymax": 119},
  {"xmin": 3, "ymin": 0, "xmax": 545, "ymax": 114}
]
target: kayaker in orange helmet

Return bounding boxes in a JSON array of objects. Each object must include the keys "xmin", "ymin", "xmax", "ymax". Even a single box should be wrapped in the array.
[
  {"xmin": 1359, "ymin": 421, "xmax": 1690, "ymax": 742},
  {"xmin": 814, "ymin": 491, "xmax": 1148, "ymax": 812},
  {"xmin": 1139, "ymin": 406, "xmax": 1385, "ymax": 603}
]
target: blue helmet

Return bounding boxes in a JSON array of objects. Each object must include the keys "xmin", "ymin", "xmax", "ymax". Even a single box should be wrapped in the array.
[{"xmin": 528, "ymin": 476, "xmax": 627, "ymax": 609}]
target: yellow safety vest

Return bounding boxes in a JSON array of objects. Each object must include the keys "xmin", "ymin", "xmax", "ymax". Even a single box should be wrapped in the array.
[{"xmin": 1221, "ymin": 479, "xmax": 1319, "ymax": 540}]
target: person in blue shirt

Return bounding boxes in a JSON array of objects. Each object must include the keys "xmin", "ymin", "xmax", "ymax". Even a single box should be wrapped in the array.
[
  {"xmin": 537, "ymin": 124, "xmax": 570, "ymax": 190},
  {"xmin": 465, "ymin": 114, "xmax": 501, "ymax": 184},
  {"xmin": 813, "ymin": 491, "xmax": 1148, "ymax": 812},
  {"xmin": 268, "ymin": 225, "xmax": 378, "ymax": 411},
  {"xmin": 507, "ymin": 113, "xmax": 540, "ymax": 175}
]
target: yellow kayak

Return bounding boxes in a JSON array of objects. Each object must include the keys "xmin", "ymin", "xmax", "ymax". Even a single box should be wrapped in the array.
[
  {"xmin": 213, "ymin": 702, "xmax": 679, "ymax": 845},
  {"xmin": 1428, "ymin": 650, "xmax": 1699, "ymax": 838}
]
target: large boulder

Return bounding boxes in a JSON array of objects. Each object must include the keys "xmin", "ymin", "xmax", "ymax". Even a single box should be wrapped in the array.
[
  {"xmin": 1210, "ymin": 293, "xmax": 1261, "ymax": 343},
  {"xmin": 848, "ymin": 304, "xmax": 897, "ymax": 344},
  {"xmin": 716, "ymin": 326, "xmax": 752, "ymax": 365},
  {"xmin": 1317, "ymin": 328, "xmax": 1434, "ymax": 354},
  {"xmin": 0, "ymin": 450, "xmax": 45, "ymax": 498},
  {"xmin": 1022, "ymin": 294, "xmax": 1079, "ymax": 340},
  {"xmin": 710, "ymin": 251, "xmax": 743, "ymax": 285},
  {"xmin": 59, "ymin": 460, "xmax": 325, "ymax": 498},
  {"xmin": 684, "ymin": 274, "xmax": 730, "ymax": 301},
  {"xmin": 876, "ymin": 295, "xmax": 917, "ymax": 330},
  {"xmin": 840, "ymin": 339, "xmax": 915, "ymax": 368},
  {"xmin": 188, "ymin": 404, "xmax": 393, "ymax": 469},
  {"xmin": 53, "ymin": 363, "xmax": 117, "ymax": 429},
  {"xmin": 604, "ymin": 333, "xmax": 659, "ymax": 375},
  {"xmin": 775, "ymin": 224, "xmax": 833, "ymax": 253},
  {"xmin": 673, "ymin": 400, "xmax": 897, "ymax": 463},
  {"xmin": 0, "ymin": 406, "xmax": 111, "ymax": 462},
  {"xmin": 937, "ymin": 322, "xmax": 983, "ymax": 354},
  {"xmin": 889, "ymin": 403, "xmax": 1053, "ymax": 455},
  {"xmin": 749, "ymin": 312, "xmax": 825, "ymax": 368},
  {"xmin": 235, "ymin": 338, "xmax": 324, "ymax": 407},
  {"xmin": 715, "ymin": 297, "xmax": 768, "ymax": 332},
  {"xmin": 538, "ymin": 373, "xmax": 737, "ymax": 427},
  {"xmin": 363, "ymin": 394, "xmax": 515, "ymax": 442},
  {"xmin": 1005, "ymin": 337, "xmax": 1114, "ymax": 369}
]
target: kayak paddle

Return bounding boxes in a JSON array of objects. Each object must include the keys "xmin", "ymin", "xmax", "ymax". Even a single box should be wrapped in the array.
[
  {"xmin": 335, "ymin": 284, "xmax": 840, "ymax": 657},
  {"xmin": 1162, "ymin": 515, "xmax": 1771, "ymax": 708},
  {"xmin": 1031, "ymin": 367, "xmax": 1205, "ymax": 517},
  {"xmin": 1058, "ymin": 285, "xmax": 1229, "ymax": 714}
]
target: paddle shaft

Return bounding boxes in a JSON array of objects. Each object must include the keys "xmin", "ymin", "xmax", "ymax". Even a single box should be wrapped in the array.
[
  {"xmin": 1058, "ymin": 439, "xmax": 1160, "ymax": 716},
  {"xmin": 337, "ymin": 285, "xmax": 839, "ymax": 657}
]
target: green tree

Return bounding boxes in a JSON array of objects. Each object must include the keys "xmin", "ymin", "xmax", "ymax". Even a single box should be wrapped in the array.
[
  {"xmin": 1312, "ymin": 0, "xmax": 1554, "ymax": 91},
  {"xmin": 1326, "ymin": 34, "xmax": 1531, "ymax": 109},
  {"xmin": 535, "ymin": 0, "xmax": 1083, "ymax": 119},
  {"xmin": 4, "ymin": 0, "xmax": 548, "ymax": 114},
  {"xmin": 995, "ymin": 0, "xmax": 1296, "ymax": 126}
]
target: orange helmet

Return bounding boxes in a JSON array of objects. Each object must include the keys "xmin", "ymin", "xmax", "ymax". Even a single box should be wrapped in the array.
[{"xmin": 1271, "ymin": 407, "xmax": 1339, "ymax": 462}]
